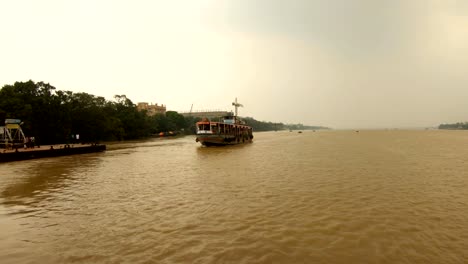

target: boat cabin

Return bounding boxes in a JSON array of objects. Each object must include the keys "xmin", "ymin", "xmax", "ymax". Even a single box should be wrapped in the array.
[{"xmin": 196, "ymin": 115, "xmax": 253, "ymax": 139}]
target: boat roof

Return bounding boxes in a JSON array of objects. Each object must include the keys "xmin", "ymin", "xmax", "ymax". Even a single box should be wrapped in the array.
[{"xmin": 196, "ymin": 121, "xmax": 251, "ymax": 128}]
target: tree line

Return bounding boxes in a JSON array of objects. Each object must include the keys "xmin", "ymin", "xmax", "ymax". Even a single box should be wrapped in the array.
[
  {"xmin": 0, "ymin": 81, "xmax": 199, "ymax": 144},
  {"xmin": 438, "ymin": 122, "xmax": 468, "ymax": 130},
  {"xmin": 0, "ymin": 81, "xmax": 327, "ymax": 144},
  {"xmin": 242, "ymin": 117, "xmax": 328, "ymax": 131}
]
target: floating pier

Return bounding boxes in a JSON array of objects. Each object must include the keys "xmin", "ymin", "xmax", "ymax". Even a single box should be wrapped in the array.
[{"xmin": 0, "ymin": 144, "xmax": 106, "ymax": 163}]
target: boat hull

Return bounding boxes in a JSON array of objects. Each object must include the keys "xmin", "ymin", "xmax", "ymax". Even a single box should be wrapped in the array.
[{"xmin": 196, "ymin": 134, "xmax": 252, "ymax": 146}]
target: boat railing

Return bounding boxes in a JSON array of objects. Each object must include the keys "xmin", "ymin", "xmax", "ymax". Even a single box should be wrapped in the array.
[{"xmin": 197, "ymin": 130, "xmax": 213, "ymax": 135}]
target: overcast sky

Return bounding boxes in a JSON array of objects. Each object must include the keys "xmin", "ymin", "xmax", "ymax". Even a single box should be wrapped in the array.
[{"xmin": 1, "ymin": 0, "xmax": 468, "ymax": 128}]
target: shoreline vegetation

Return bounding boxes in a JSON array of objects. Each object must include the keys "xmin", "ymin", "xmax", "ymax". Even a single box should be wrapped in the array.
[
  {"xmin": 0, "ymin": 80, "xmax": 328, "ymax": 144},
  {"xmin": 438, "ymin": 122, "xmax": 468, "ymax": 130}
]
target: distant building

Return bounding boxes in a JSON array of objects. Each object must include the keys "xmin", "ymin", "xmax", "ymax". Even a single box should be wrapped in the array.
[
  {"xmin": 180, "ymin": 110, "xmax": 231, "ymax": 120},
  {"xmin": 137, "ymin": 102, "xmax": 166, "ymax": 116}
]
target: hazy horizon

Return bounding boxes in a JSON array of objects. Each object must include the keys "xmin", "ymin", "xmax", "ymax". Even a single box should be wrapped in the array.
[{"xmin": 2, "ymin": 0, "xmax": 468, "ymax": 129}]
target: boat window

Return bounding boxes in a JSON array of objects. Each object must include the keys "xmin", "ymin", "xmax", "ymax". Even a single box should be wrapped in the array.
[{"xmin": 198, "ymin": 124, "xmax": 210, "ymax": 131}]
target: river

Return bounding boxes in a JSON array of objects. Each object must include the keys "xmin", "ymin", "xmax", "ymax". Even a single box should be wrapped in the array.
[{"xmin": 1, "ymin": 130, "xmax": 467, "ymax": 263}]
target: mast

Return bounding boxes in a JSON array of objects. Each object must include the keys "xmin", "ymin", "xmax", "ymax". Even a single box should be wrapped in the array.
[{"xmin": 232, "ymin": 98, "xmax": 243, "ymax": 116}]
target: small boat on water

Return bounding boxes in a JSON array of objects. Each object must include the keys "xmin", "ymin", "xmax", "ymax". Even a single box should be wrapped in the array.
[
  {"xmin": 195, "ymin": 98, "xmax": 253, "ymax": 146},
  {"xmin": 157, "ymin": 131, "xmax": 178, "ymax": 137}
]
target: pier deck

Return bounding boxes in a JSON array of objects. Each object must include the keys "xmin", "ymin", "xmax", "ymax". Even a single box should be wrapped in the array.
[{"xmin": 0, "ymin": 144, "xmax": 106, "ymax": 163}]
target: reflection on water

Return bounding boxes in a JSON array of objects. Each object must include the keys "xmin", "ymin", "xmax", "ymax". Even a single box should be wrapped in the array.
[
  {"xmin": 2, "ymin": 157, "xmax": 100, "ymax": 206},
  {"xmin": 1, "ymin": 131, "xmax": 468, "ymax": 263}
]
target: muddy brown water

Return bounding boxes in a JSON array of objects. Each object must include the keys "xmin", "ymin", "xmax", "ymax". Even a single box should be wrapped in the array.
[{"xmin": 1, "ymin": 130, "xmax": 467, "ymax": 263}]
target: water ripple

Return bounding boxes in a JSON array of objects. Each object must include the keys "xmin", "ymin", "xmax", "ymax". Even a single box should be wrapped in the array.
[{"xmin": 1, "ymin": 132, "xmax": 468, "ymax": 263}]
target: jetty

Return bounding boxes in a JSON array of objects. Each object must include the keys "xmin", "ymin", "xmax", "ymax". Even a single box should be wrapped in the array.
[
  {"xmin": 1, "ymin": 119, "xmax": 106, "ymax": 163},
  {"xmin": 0, "ymin": 144, "xmax": 106, "ymax": 163}
]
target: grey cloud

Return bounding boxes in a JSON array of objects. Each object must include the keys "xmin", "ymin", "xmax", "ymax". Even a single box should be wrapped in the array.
[{"xmin": 218, "ymin": 0, "xmax": 458, "ymax": 58}]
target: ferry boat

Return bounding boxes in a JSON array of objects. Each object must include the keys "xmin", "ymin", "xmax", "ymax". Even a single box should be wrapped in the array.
[{"xmin": 195, "ymin": 98, "xmax": 253, "ymax": 146}]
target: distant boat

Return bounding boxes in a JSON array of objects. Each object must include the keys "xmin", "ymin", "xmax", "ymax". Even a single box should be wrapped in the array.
[
  {"xmin": 195, "ymin": 98, "xmax": 253, "ymax": 146},
  {"xmin": 157, "ymin": 131, "xmax": 177, "ymax": 137}
]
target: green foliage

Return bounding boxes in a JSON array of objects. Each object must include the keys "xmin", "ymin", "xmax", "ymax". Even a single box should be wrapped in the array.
[
  {"xmin": 149, "ymin": 111, "xmax": 197, "ymax": 134},
  {"xmin": 0, "ymin": 81, "xmax": 196, "ymax": 144},
  {"xmin": 243, "ymin": 117, "xmax": 328, "ymax": 131},
  {"xmin": 439, "ymin": 122, "xmax": 468, "ymax": 130},
  {"xmin": 243, "ymin": 117, "xmax": 284, "ymax": 131}
]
